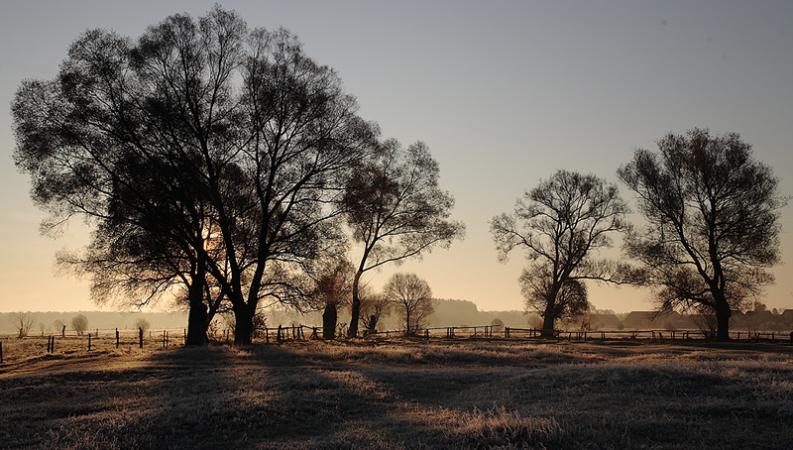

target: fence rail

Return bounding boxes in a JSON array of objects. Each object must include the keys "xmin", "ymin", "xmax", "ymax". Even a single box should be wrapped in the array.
[
  {"xmin": 2, "ymin": 325, "xmax": 792, "ymax": 365},
  {"xmin": 229, "ymin": 324, "xmax": 793, "ymax": 344}
]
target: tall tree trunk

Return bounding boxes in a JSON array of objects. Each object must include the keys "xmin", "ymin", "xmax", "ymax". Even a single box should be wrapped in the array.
[
  {"xmin": 185, "ymin": 257, "xmax": 208, "ymax": 346},
  {"xmin": 714, "ymin": 294, "xmax": 731, "ymax": 340},
  {"xmin": 541, "ymin": 304, "xmax": 556, "ymax": 338},
  {"xmin": 322, "ymin": 303, "xmax": 337, "ymax": 339},
  {"xmin": 348, "ymin": 271, "xmax": 363, "ymax": 338},
  {"xmin": 186, "ymin": 295, "xmax": 208, "ymax": 345},
  {"xmin": 234, "ymin": 303, "xmax": 254, "ymax": 345}
]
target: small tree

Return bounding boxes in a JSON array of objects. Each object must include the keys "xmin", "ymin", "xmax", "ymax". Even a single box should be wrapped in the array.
[
  {"xmin": 490, "ymin": 318, "xmax": 505, "ymax": 333},
  {"xmin": 384, "ymin": 273, "xmax": 434, "ymax": 335},
  {"xmin": 309, "ymin": 258, "xmax": 355, "ymax": 339},
  {"xmin": 71, "ymin": 314, "xmax": 88, "ymax": 336},
  {"xmin": 359, "ymin": 288, "xmax": 391, "ymax": 335},
  {"xmin": 52, "ymin": 320, "xmax": 65, "ymax": 337},
  {"xmin": 491, "ymin": 170, "xmax": 636, "ymax": 337},
  {"xmin": 12, "ymin": 313, "xmax": 34, "ymax": 338},
  {"xmin": 344, "ymin": 140, "xmax": 464, "ymax": 337},
  {"xmin": 135, "ymin": 318, "xmax": 151, "ymax": 334},
  {"xmin": 619, "ymin": 129, "xmax": 786, "ymax": 340}
]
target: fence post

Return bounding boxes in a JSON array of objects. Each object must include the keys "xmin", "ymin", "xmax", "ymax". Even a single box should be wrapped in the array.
[
  {"xmin": 265, "ymin": 327, "xmax": 270, "ymax": 344},
  {"xmin": 183, "ymin": 329, "xmax": 187, "ymax": 345},
  {"xmin": 61, "ymin": 325, "xmax": 66, "ymax": 337},
  {"xmin": 425, "ymin": 329, "xmax": 430, "ymax": 340},
  {"xmin": 312, "ymin": 327, "xmax": 317, "ymax": 339},
  {"xmin": 0, "ymin": 341, "xmax": 3, "ymax": 364},
  {"xmin": 115, "ymin": 328, "xmax": 120, "ymax": 349},
  {"xmin": 88, "ymin": 333, "xmax": 92, "ymax": 352},
  {"xmin": 139, "ymin": 327, "xmax": 144, "ymax": 349},
  {"xmin": 51, "ymin": 336, "xmax": 55, "ymax": 353},
  {"xmin": 277, "ymin": 325, "xmax": 282, "ymax": 343}
]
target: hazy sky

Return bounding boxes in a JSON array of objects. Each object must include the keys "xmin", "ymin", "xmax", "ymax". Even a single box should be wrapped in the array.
[{"xmin": 1, "ymin": 0, "xmax": 791, "ymax": 313}]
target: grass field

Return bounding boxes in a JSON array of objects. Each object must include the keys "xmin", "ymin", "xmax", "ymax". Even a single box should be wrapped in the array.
[{"xmin": 1, "ymin": 339, "xmax": 792, "ymax": 449}]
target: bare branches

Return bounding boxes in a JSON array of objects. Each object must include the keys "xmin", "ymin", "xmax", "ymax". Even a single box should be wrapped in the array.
[
  {"xmin": 344, "ymin": 138, "xmax": 464, "ymax": 336},
  {"xmin": 492, "ymin": 170, "xmax": 632, "ymax": 335},
  {"xmin": 619, "ymin": 128, "xmax": 786, "ymax": 339},
  {"xmin": 384, "ymin": 273, "xmax": 434, "ymax": 335}
]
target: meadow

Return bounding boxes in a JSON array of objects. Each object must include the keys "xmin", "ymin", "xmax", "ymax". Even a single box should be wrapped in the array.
[{"xmin": 1, "ymin": 339, "xmax": 792, "ymax": 449}]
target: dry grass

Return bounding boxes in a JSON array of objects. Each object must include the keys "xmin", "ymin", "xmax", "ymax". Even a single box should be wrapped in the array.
[{"xmin": 1, "ymin": 339, "xmax": 792, "ymax": 449}]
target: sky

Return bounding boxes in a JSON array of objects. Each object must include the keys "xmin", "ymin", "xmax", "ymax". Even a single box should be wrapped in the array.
[{"xmin": 0, "ymin": 0, "xmax": 792, "ymax": 313}]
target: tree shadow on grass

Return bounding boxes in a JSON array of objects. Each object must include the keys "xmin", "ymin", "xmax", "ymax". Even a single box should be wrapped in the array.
[
  {"xmin": 8, "ymin": 341, "xmax": 790, "ymax": 449},
  {"xmin": 19, "ymin": 344, "xmax": 442, "ymax": 448}
]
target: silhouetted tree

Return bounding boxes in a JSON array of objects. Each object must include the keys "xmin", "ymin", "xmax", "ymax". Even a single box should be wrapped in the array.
[
  {"xmin": 384, "ymin": 273, "xmax": 434, "ymax": 335},
  {"xmin": 52, "ymin": 320, "xmax": 65, "ymax": 337},
  {"xmin": 71, "ymin": 314, "xmax": 88, "ymax": 336},
  {"xmin": 619, "ymin": 129, "xmax": 785, "ymax": 340},
  {"xmin": 11, "ymin": 313, "xmax": 34, "ymax": 338},
  {"xmin": 309, "ymin": 257, "xmax": 355, "ymax": 339},
  {"xmin": 12, "ymin": 6, "xmax": 374, "ymax": 345},
  {"xmin": 491, "ymin": 170, "xmax": 636, "ymax": 337},
  {"xmin": 344, "ymin": 139, "xmax": 464, "ymax": 337},
  {"xmin": 359, "ymin": 288, "xmax": 391, "ymax": 335},
  {"xmin": 135, "ymin": 318, "xmax": 151, "ymax": 333}
]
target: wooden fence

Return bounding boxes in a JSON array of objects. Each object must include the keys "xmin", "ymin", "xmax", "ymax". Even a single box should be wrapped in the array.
[
  {"xmin": 0, "ymin": 328, "xmax": 186, "ymax": 364},
  {"xmin": 241, "ymin": 324, "xmax": 793, "ymax": 344},
  {"xmin": 2, "ymin": 325, "xmax": 792, "ymax": 365}
]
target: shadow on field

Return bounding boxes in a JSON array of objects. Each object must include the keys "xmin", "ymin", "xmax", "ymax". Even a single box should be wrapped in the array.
[
  {"xmin": 6, "ymin": 345, "xmax": 443, "ymax": 449},
  {"xmin": 4, "ymin": 341, "xmax": 793, "ymax": 449},
  {"xmin": 241, "ymin": 345, "xmax": 441, "ymax": 448}
]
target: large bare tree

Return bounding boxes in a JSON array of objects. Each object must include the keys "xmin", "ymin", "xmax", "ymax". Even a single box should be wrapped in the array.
[
  {"xmin": 618, "ymin": 129, "xmax": 785, "ymax": 339},
  {"xmin": 491, "ymin": 170, "xmax": 635, "ymax": 336},
  {"xmin": 343, "ymin": 139, "xmax": 464, "ymax": 337},
  {"xmin": 13, "ymin": 6, "xmax": 374, "ymax": 344}
]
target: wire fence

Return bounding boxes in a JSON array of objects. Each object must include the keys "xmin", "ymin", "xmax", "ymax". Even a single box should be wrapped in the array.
[{"xmin": 2, "ymin": 324, "xmax": 792, "ymax": 365}]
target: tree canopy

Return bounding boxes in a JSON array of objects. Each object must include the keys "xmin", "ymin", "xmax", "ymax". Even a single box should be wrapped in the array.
[
  {"xmin": 491, "ymin": 170, "xmax": 636, "ymax": 335},
  {"xmin": 618, "ymin": 128, "xmax": 786, "ymax": 339},
  {"xmin": 343, "ymin": 139, "xmax": 464, "ymax": 336}
]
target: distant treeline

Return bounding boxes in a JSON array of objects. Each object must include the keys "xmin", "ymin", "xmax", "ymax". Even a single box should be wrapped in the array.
[
  {"xmin": 263, "ymin": 299, "xmax": 536, "ymax": 331},
  {"xmin": 6, "ymin": 300, "xmax": 791, "ymax": 335},
  {"xmin": 0, "ymin": 311, "xmax": 186, "ymax": 335},
  {"xmin": 0, "ymin": 300, "xmax": 526, "ymax": 335}
]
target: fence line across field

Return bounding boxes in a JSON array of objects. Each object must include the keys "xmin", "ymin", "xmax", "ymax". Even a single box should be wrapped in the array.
[
  {"xmin": 2, "ymin": 325, "xmax": 793, "ymax": 365},
  {"xmin": 249, "ymin": 324, "xmax": 793, "ymax": 343}
]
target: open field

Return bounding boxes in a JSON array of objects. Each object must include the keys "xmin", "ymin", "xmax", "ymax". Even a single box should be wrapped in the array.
[{"xmin": 2, "ymin": 340, "xmax": 793, "ymax": 449}]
